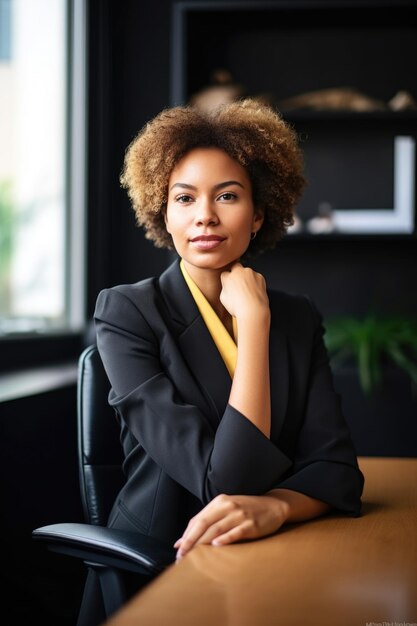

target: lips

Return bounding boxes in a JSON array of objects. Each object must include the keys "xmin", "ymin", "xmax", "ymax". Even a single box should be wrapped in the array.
[
  {"xmin": 190, "ymin": 235, "xmax": 225, "ymax": 242},
  {"xmin": 189, "ymin": 235, "xmax": 226, "ymax": 250}
]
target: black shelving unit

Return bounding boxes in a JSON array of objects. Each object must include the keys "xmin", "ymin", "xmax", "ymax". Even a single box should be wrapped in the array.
[{"xmin": 171, "ymin": 0, "xmax": 417, "ymax": 239}]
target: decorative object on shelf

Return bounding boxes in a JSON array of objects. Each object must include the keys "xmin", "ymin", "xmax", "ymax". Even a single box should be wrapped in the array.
[
  {"xmin": 388, "ymin": 90, "xmax": 417, "ymax": 111},
  {"xmin": 189, "ymin": 69, "xmax": 246, "ymax": 113},
  {"xmin": 189, "ymin": 69, "xmax": 273, "ymax": 113},
  {"xmin": 276, "ymin": 87, "xmax": 417, "ymax": 113},
  {"xmin": 306, "ymin": 202, "xmax": 336, "ymax": 234},
  {"xmin": 277, "ymin": 87, "xmax": 387, "ymax": 112},
  {"xmin": 286, "ymin": 213, "xmax": 304, "ymax": 234},
  {"xmin": 324, "ymin": 314, "xmax": 417, "ymax": 396}
]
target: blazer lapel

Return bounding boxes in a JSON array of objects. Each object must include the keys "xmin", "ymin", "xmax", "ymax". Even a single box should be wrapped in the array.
[{"xmin": 158, "ymin": 259, "xmax": 231, "ymax": 424}]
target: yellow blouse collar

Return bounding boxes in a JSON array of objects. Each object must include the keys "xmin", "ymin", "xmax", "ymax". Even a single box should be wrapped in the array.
[{"xmin": 180, "ymin": 259, "xmax": 237, "ymax": 378}]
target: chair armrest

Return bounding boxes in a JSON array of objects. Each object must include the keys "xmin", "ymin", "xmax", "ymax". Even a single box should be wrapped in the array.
[{"xmin": 32, "ymin": 522, "xmax": 176, "ymax": 575}]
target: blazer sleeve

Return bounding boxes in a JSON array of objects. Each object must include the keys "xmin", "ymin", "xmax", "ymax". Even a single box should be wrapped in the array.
[
  {"xmin": 94, "ymin": 286, "xmax": 292, "ymax": 505},
  {"xmin": 274, "ymin": 297, "xmax": 364, "ymax": 516}
]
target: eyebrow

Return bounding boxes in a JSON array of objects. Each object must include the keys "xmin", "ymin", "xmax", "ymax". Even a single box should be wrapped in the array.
[{"xmin": 169, "ymin": 180, "xmax": 245, "ymax": 192}]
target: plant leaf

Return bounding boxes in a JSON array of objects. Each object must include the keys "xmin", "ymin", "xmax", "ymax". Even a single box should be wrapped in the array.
[{"xmin": 324, "ymin": 314, "xmax": 417, "ymax": 397}]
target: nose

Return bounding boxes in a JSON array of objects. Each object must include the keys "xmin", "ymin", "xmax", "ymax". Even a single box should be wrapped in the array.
[{"xmin": 194, "ymin": 197, "xmax": 219, "ymax": 226}]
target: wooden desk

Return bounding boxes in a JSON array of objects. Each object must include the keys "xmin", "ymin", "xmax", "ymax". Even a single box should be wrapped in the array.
[{"xmin": 106, "ymin": 458, "xmax": 417, "ymax": 626}]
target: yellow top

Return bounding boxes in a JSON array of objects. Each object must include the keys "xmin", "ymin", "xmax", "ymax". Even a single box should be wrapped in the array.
[{"xmin": 180, "ymin": 259, "xmax": 237, "ymax": 378}]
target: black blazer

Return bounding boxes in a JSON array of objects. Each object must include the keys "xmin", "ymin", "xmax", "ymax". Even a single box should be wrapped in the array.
[{"xmin": 94, "ymin": 259, "xmax": 364, "ymax": 546}]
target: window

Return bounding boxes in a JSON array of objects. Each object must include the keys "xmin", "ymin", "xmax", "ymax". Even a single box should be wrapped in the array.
[
  {"xmin": 0, "ymin": 0, "xmax": 86, "ymax": 336},
  {"xmin": 0, "ymin": 0, "xmax": 11, "ymax": 60}
]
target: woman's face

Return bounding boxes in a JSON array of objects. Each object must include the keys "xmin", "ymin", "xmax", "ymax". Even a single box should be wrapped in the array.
[{"xmin": 165, "ymin": 147, "xmax": 263, "ymax": 273}]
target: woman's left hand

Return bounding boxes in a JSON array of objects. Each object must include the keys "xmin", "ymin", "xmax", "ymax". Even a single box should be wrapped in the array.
[{"xmin": 174, "ymin": 493, "xmax": 289, "ymax": 560}]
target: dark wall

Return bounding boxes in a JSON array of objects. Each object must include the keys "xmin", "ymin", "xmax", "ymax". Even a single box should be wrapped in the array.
[
  {"xmin": 251, "ymin": 238, "xmax": 417, "ymax": 319},
  {"xmin": 86, "ymin": 0, "xmax": 174, "ymax": 316}
]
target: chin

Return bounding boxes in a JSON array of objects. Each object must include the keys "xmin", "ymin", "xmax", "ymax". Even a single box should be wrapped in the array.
[{"xmin": 188, "ymin": 247, "xmax": 246, "ymax": 265}]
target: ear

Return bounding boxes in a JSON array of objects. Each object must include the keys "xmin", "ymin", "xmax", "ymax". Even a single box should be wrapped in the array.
[
  {"xmin": 164, "ymin": 210, "xmax": 171, "ymax": 234},
  {"xmin": 251, "ymin": 208, "xmax": 264, "ymax": 234}
]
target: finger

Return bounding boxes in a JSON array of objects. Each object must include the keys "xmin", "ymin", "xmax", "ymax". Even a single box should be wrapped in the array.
[
  {"xmin": 211, "ymin": 520, "xmax": 256, "ymax": 546},
  {"xmin": 175, "ymin": 514, "xmax": 219, "ymax": 558},
  {"xmin": 190, "ymin": 511, "xmax": 245, "ymax": 547},
  {"xmin": 177, "ymin": 509, "xmax": 244, "ymax": 558},
  {"xmin": 220, "ymin": 269, "xmax": 232, "ymax": 287},
  {"xmin": 176, "ymin": 495, "xmax": 241, "ymax": 558},
  {"xmin": 221, "ymin": 262, "xmax": 242, "ymax": 281},
  {"xmin": 212, "ymin": 509, "xmax": 286, "ymax": 547},
  {"xmin": 176, "ymin": 516, "xmax": 223, "ymax": 558}
]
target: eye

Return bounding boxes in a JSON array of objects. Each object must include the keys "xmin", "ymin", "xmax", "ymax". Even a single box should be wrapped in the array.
[
  {"xmin": 217, "ymin": 192, "xmax": 237, "ymax": 202},
  {"xmin": 175, "ymin": 194, "xmax": 194, "ymax": 203}
]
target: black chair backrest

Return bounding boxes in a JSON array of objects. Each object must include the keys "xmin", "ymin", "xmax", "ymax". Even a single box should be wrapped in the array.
[{"xmin": 77, "ymin": 344, "xmax": 125, "ymax": 526}]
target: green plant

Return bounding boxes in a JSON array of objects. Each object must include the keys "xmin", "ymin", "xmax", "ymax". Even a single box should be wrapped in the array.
[
  {"xmin": 0, "ymin": 180, "xmax": 13, "ymax": 265},
  {"xmin": 324, "ymin": 315, "xmax": 417, "ymax": 396},
  {"xmin": 0, "ymin": 180, "xmax": 14, "ymax": 314}
]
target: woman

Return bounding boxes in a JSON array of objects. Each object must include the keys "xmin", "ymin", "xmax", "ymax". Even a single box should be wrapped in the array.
[{"xmin": 95, "ymin": 98, "xmax": 364, "ymax": 560}]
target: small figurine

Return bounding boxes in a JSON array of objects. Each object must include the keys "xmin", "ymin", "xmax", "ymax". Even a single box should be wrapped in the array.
[
  {"xmin": 189, "ymin": 69, "xmax": 246, "ymax": 113},
  {"xmin": 287, "ymin": 213, "xmax": 304, "ymax": 234},
  {"xmin": 307, "ymin": 202, "xmax": 336, "ymax": 235},
  {"xmin": 388, "ymin": 90, "xmax": 417, "ymax": 111}
]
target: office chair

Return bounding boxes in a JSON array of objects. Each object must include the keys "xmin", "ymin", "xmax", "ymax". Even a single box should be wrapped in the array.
[{"xmin": 32, "ymin": 344, "xmax": 176, "ymax": 622}]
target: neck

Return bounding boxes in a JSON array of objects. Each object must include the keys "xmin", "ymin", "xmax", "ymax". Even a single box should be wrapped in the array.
[{"xmin": 182, "ymin": 260, "xmax": 231, "ymax": 326}]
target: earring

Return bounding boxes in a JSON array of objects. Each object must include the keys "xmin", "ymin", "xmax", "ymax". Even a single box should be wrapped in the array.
[{"xmin": 250, "ymin": 232, "xmax": 257, "ymax": 240}]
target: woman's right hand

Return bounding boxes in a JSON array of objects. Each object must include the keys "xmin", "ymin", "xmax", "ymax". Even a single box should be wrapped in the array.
[
  {"xmin": 174, "ymin": 492, "xmax": 288, "ymax": 560},
  {"xmin": 220, "ymin": 263, "xmax": 270, "ymax": 322}
]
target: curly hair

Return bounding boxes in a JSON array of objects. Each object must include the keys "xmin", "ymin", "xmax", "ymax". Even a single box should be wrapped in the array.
[{"xmin": 120, "ymin": 98, "xmax": 306, "ymax": 256}]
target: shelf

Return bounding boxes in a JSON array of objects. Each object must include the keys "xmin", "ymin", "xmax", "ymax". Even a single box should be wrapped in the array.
[
  {"xmin": 0, "ymin": 361, "xmax": 78, "ymax": 403},
  {"xmin": 173, "ymin": 1, "xmax": 417, "ymax": 107},
  {"xmin": 281, "ymin": 110, "xmax": 417, "ymax": 123}
]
